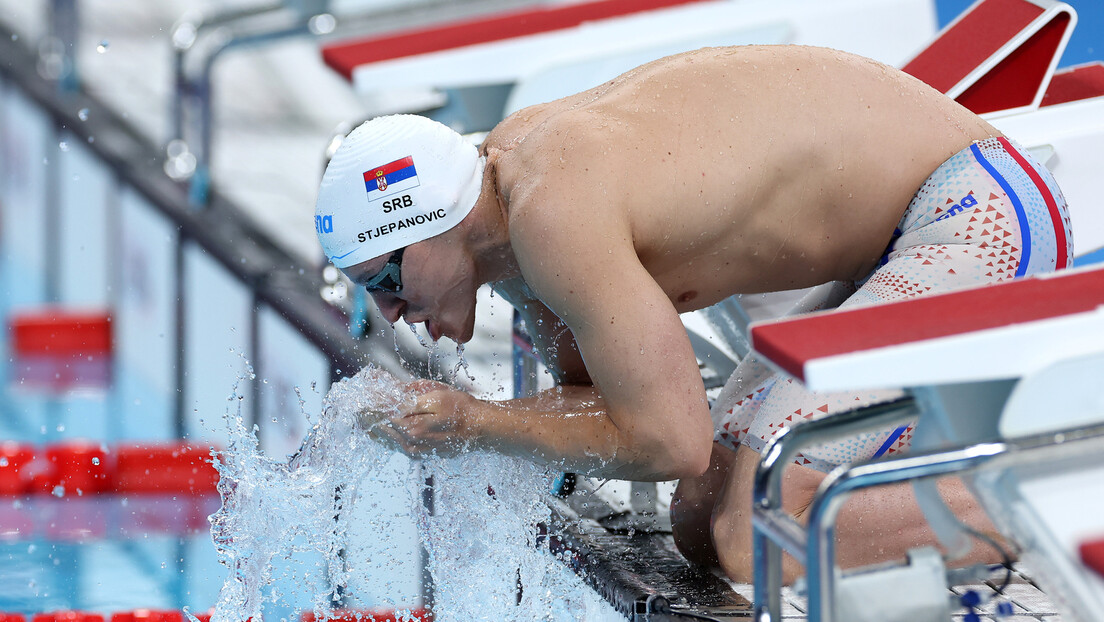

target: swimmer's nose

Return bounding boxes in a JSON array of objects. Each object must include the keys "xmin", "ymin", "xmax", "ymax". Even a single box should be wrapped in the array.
[{"xmin": 372, "ymin": 293, "xmax": 405, "ymax": 324}]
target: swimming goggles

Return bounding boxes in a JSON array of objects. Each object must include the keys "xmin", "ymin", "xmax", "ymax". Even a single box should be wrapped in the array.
[{"xmin": 363, "ymin": 248, "xmax": 404, "ymax": 293}]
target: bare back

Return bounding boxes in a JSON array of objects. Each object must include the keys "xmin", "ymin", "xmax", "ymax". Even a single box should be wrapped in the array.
[{"xmin": 487, "ymin": 45, "xmax": 999, "ymax": 311}]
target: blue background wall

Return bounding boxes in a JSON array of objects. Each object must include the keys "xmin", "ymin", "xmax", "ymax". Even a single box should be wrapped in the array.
[{"xmin": 936, "ymin": 0, "xmax": 1103, "ymax": 67}]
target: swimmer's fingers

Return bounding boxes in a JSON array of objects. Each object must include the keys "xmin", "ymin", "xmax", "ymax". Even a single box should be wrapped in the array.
[
  {"xmin": 403, "ymin": 378, "xmax": 452, "ymax": 397},
  {"xmin": 386, "ymin": 407, "xmax": 473, "ymax": 458},
  {"xmin": 360, "ymin": 419, "xmax": 407, "ymax": 454},
  {"xmin": 355, "ymin": 406, "xmax": 392, "ymax": 431}
]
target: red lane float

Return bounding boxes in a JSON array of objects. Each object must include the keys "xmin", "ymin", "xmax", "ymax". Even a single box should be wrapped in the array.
[
  {"xmin": 34, "ymin": 441, "xmax": 111, "ymax": 495},
  {"xmin": 10, "ymin": 310, "xmax": 112, "ymax": 356},
  {"xmin": 301, "ymin": 609, "xmax": 432, "ymax": 622},
  {"xmin": 1, "ymin": 611, "xmax": 432, "ymax": 622},
  {"xmin": 9, "ymin": 309, "xmax": 113, "ymax": 392},
  {"xmin": 31, "ymin": 613, "xmax": 105, "ymax": 622},
  {"xmin": 110, "ymin": 610, "xmax": 184, "ymax": 622},
  {"xmin": 0, "ymin": 441, "xmax": 219, "ymax": 496},
  {"xmin": 0, "ymin": 442, "xmax": 35, "ymax": 494},
  {"xmin": 113, "ymin": 444, "xmax": 219, "ymax": 495}
]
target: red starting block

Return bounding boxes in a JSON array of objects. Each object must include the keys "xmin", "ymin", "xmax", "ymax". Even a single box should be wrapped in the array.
[
  {"xmin": 1042, "ymin": 61, "xmax": 1104, "ymax": 106},
  {"xmin": 902, "ymin": 0, "xmax": 1076, "ymax": 115},
  {"xmin": 1079, "ymin": 537, "xmax": 1104, "ymax": 577},
  {"xmin": 321, "ymin": 0, "xmax": 709, "ymax": 80}
]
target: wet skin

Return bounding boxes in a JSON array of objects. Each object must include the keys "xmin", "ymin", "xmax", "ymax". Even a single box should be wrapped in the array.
[{"xmin": 341, "ymin": 45, "xmax": 1004, "ymax": 580}]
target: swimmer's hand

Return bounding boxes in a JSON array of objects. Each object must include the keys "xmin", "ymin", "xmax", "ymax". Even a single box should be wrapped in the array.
[{"xmin": 381, "ymin": 379, "xmax": 478, "ymax": 458}]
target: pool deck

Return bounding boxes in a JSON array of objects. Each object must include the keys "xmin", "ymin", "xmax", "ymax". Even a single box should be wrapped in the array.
[{"xmin": 547, "ymin": 487, "xmax": 1064, "ymax": 621}]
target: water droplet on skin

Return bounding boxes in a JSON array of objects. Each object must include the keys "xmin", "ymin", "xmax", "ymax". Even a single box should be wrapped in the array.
[{"xmin": 78, "ymin": 108, "xmax": 89, "ymax": 121}]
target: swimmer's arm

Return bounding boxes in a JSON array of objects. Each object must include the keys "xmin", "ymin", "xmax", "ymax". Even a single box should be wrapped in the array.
[
  {"xmin": 493, "ymin": 277, "xmax": 590, "ymax": 385},
  {"xmin": 470, "ymin": 205, "xmax": 713, "ymax": 482}
]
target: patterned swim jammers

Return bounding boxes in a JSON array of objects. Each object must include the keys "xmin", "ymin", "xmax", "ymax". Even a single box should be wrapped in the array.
[{"xmin": 711, "ymin": 137, "xmax": 1074, "ymax": 472}]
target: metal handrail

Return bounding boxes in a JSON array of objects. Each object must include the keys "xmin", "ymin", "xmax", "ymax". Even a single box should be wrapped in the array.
[
  {"xmin": 806, "ymin": 422, "xmax": 1104, "ymax": 621},
  {"xmin": 752, "ymin": 384, "xmax": 1104, "ymax": 622},
  {"xmin": 751, "ymin": 397, "xmax": 920, "ymax": 622}
]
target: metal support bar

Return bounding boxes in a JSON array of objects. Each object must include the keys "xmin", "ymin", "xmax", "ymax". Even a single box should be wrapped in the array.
[
  {"xmin": 512, "ymin": 309, "xmax": 539, "ymax": 399},
  {"xmin": 167, "ymin": 0, "xmax": 545, "ymax": 206},
  {"xmin": 170, "ymin": 3, "xmax": 329, "ymax": 205},
  {"xmin": 752, "ymin": 397, "xmax": 920, "ymax": 622}
]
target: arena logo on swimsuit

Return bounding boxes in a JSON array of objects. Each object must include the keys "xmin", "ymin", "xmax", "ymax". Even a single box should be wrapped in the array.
[{"xmin": 935, "ymin": 191, "xmax": 978, "ymax": 222}]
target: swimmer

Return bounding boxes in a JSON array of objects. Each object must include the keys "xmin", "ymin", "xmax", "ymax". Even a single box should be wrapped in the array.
[{"xmin": 313, "ymin": 45, "xmax": 1072, "ymax": 583}]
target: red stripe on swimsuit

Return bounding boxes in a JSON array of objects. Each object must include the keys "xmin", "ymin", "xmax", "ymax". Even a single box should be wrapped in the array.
[{"xmin": 997, "ymin": 137, "xmax": 1069, "ymax": 269}]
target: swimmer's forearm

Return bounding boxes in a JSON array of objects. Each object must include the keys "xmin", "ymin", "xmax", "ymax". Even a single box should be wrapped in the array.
[{"xmin": 468, "ymin": 388, "xmax": 690, "ymax": 481}]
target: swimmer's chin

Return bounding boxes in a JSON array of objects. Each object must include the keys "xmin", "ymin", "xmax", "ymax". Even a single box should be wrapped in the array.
[
  {"xmin": 426, "ymin": 320, "xmax": 451, "ymax": 344},
  {"xmin": 430, "ymin": 320, "xmax": 473, "ymax": 344}
]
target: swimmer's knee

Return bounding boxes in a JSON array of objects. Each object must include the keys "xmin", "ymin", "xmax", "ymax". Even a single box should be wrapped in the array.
[
  {"xmin": 670, "ymin": 451, "xmax": 731, "ymax": 568},
  {"xmin": 710, "ymin": 445, "xmax": 821, "ymax": 584},
  {"xmin": 709, "ymin": 445, "xmax": 759, "ymax": 583},
  {"xmin": 670, "ymin": 505, "xmax": 720, "ymax": 567},
  {"xmin": 711, "ymin": 501, "xmax": 754, "ymax": 583}
]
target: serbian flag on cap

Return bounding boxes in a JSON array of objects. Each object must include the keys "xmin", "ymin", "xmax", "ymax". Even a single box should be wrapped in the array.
[{"xmin": 363, "ymin": 156, "xmax": 420, "ymax": 202}]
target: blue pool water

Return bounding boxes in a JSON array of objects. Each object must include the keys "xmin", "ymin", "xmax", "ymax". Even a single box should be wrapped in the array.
[{"xmin": 0, "ymin": 249, "xmax": 228, "ymax": 620}]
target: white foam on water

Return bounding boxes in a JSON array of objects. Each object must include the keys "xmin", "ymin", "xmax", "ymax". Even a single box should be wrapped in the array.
[{"xmin": 206, "ymin": 364, "xmax": 595, "ymax": 622}]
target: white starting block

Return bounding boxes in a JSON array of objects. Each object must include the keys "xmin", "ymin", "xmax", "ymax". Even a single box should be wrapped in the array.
[
  {"xmin": 749, "ymin": 263, "xmax": 1104, "ymax": 622},
  {"xmin": 320, "ymin": 0, "xmax": 938, "ymax": 130}
]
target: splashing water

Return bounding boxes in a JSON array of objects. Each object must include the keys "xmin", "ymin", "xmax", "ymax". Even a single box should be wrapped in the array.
[
  {"xmin": 416, "ymin": 450, "xmax": 578, "ymax": 620},
  {"xmin": 453, "ymin": 343, "xmax": 474, "ymax": 382},
  {"xmin": 207, "ymin": 364, "xmax": 584, "ymax": 622},
  {"xmin": 207, "ymin": 366, "xmax": 402, "ymax": 621}
]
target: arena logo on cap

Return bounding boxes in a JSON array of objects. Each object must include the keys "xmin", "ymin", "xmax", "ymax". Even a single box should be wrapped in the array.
[{"xmin": 363, "ymin": 156, "xmax": 420, "ymax": 202}]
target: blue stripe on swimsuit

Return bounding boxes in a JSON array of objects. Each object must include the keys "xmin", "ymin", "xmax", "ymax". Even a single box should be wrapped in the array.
[
  {"xmin": 872, "ymin": 425, "xmax": 908, "ymax": 459},
  {"xmin": 969, "ymin": 143, "xmax": 1031, "ymax": 277}
]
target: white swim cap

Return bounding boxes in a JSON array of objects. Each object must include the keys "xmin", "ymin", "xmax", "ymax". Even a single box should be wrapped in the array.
[{"xmin": 315, "ymin": 115, "xmax": 484, "ymax": 268}]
